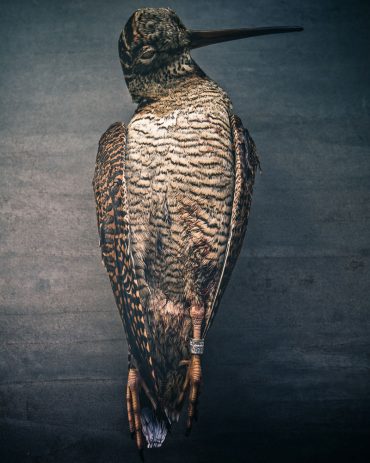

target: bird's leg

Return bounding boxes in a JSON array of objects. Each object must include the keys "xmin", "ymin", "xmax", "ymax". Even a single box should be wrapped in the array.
[
  {"xmin": 126, "ymin": 381, "xmax": 135, "ymax": 437},
  {"xmin": 127, "ymin": 367, "xmax": 145, "ymax": 451},
  {"xmin": 186, "ymin": 305, "xmax": 205, "ymax": 435}
]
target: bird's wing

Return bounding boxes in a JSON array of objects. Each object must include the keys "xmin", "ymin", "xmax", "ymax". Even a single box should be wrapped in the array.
[
  {"xmin": 92, "ymin": 122, "xmax": 157, "ymax": 394},
  {"xmin": 203, "ymin": 114, "xmax": 259, "ymax": 337}
]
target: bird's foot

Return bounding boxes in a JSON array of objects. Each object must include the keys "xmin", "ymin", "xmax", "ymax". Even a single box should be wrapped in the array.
[
  {"xmin": 180, "ymin": 354, "xmax": 202, "ymax": 435},
  {"xmin": 187, "ymin": 354, "xmax": 202, "ymax": 434},
  {"xmin": 126, "ymin": 367, "xmax": 145, "ymax": 451}
]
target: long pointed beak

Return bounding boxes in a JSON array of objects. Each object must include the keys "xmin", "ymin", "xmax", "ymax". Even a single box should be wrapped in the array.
[{"xmin": 189, "ymin": 26, "xmax": 303, "ymax": 49}]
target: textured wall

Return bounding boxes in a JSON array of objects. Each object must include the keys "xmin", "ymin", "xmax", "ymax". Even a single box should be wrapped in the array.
[{"xmin": 1, "ymin": 1, "xmax": 369, "ymax": 462}]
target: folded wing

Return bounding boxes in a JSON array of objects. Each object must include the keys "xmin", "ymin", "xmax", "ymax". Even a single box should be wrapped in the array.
[
  {"xmin": 92, "ymin": 122, "xmax": 158, "ymax": 396},
  {"xmin": 204, "ymin": 114, "xmax": 260, "ymax": 337}
]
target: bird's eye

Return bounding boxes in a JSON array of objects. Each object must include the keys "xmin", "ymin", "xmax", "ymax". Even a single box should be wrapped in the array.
[{"xmin": 140, "ymin": 48, "xmax": 156, "ymax": 61}]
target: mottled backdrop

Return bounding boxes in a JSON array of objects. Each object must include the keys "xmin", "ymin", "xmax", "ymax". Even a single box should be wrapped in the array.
[{"xmin": 1, "ymin": 1, "xmax": 369, "ymax": 462}]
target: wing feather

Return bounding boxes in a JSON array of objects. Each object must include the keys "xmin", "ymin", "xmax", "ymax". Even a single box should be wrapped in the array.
[
  {"xmin": 92, "ymin": 122, "xmax": 157, "ymax": 394},
  {"xmin": 203, "ymin": 114, "xmax": 259, "ymax": 337}
]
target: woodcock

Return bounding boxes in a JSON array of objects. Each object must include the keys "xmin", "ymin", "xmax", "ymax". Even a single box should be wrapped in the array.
[{"xmin": 93, "ymin": 7, "xmax": 302, "ymax": 452}]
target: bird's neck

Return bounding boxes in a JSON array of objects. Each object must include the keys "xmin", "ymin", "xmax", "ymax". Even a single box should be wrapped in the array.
[{"xmin": 126, "ymin": 51, "xmax": 205, "ymax": 104}]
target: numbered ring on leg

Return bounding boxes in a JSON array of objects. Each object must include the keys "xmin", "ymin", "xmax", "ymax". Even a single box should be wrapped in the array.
[{"xmin": 190, "ymin": 338, "xmax": 204, "ymax": 355}]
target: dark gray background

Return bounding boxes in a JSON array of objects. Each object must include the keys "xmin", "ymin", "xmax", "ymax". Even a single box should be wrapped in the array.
[{"xmin": 1, "ymin": 0, "xmax": 369, "ymax": 462}]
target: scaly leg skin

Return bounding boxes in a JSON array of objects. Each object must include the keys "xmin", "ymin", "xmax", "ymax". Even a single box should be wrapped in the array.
[
  {"xmin": 126, "ymin": 382, "xmax": 135, "ymax": 438},
  {"xmin": 185, "ymin": 306, "xmax": 205, "ymax": 436},
  {"xmin": 127, "ymin": 367, "xmax": 145, "ymax": 454},
  {"xmin": 186, "ymin": 354, "xmax": 202, "ymax": 434}
]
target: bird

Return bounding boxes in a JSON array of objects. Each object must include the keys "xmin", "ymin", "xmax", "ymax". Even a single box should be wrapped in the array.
[{"xmin": 92, "ymin": 7, "xmax": 302, "ymax": 452}]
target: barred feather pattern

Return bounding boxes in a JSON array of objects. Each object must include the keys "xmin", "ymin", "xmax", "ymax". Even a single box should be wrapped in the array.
[
  {"xmin": 203, "ymin": 114, "xmax": 259, "ymax": 336},
  {"xmin": 93, "ymin": 77, "xmax": 258, "ymax": 416},
  {"xmin": 92, "ymin": 122, "xmax": 158, "ymax": 395},
  {"xmin": 125, "ymin": 75, "xmax": 236, "ymax": 412}
]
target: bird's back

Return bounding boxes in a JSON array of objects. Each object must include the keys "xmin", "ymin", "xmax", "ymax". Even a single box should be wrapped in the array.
[{"xmin": 125, "ymin": 76, "xmax": 234, "ymax": 410}]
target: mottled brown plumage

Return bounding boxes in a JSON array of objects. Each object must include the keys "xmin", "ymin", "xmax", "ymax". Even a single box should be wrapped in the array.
[{"xmin": 93, "ymin": 7, "xmax": 302, "ymax": 452}]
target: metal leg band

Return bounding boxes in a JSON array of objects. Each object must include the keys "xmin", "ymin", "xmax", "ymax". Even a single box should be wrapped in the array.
[{"xmin": 190, "ymin": 338, "xmax": 204, "ymax": 355}]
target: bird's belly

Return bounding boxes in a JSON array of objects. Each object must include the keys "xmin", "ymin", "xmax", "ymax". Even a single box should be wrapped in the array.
[{"xmin": 126, "ymin": 107, "xmax": 234, "ymax": 308}]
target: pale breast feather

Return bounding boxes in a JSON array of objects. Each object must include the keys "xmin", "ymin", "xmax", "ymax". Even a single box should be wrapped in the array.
[{"xmin": 125, "ymin": 94, "xmax": 235, "ymax": 308}]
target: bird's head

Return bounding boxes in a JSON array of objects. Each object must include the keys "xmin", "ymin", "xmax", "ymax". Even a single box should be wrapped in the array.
[
  {"xmin": 119, "ymin": 8, "xmax": 193, "ymax": 102},
  {"xmin": 119, "ymin": 7, "xmax": 303, "ymax": 103}
]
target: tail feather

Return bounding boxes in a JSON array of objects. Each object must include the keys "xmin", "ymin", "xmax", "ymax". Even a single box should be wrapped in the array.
[{"xmin": 141, "ymin": 407, "xmax": 168, "ymax": 448}]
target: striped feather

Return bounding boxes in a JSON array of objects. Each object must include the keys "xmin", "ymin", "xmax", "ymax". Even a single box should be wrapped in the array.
[{"xmin": 92, "ymin": 122, "xmax": 158, "ymax": 396}]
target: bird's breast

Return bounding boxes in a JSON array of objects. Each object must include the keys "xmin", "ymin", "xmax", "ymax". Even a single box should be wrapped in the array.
[{"xmin": 125, "ymin": 86, "xmax": 235, "ymax": 306}]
